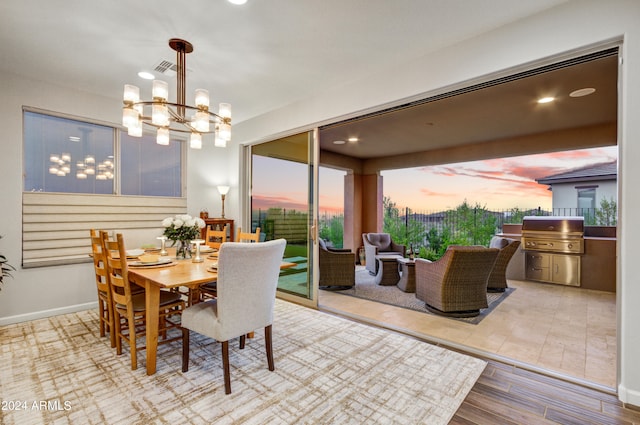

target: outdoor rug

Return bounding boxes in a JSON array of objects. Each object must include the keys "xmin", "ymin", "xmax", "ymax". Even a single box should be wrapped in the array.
[
  {"xmin": 0, "ymin": 299, "xmax": 486, "ymax": 425},
  {"xmin": 325, "ymin": 268, "xmax": 514, "ymax": 325}
]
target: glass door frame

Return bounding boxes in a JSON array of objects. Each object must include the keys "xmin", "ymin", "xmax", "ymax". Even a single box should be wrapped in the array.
[{"xmin": 239, "ymin": 128, "xmax": 319, "ymax": 309}]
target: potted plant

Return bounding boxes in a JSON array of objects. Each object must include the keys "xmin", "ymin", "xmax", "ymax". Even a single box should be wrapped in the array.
[{"xmin": 0, "ymin": 235, "xmax": 15, "ymax": 291}]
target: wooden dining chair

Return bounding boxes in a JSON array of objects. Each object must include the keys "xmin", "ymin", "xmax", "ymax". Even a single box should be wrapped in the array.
[
  {"xmin": 89, "ymin": 229, "xmax": 115, "ymax": 348},
  {"xmin": 182, "ymin": 239, "xmax": 287, "ymax": 394},
  {"xmin": 236, "ymin": 227, "xmax": 261, "ymax": 243},
  {"xmin": 102, "ymin": 232, "xmax": 188, "ymax": 371},
  {"xmin": 205, "ymin": 224, "xmax": 228, "ymax": 249}
]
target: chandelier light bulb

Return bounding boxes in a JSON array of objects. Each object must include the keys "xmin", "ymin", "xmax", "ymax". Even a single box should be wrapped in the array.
[
  {"xmin": 190, "ymin": 132, "xmax": 202, "ymax": 149},
  {"xmin": 195, "ymin": 89, "xmax": 210, "ymax": 109},
  {"xmin": 76, "ymin": 171, "xmax": 87, "ymax": 179},
  {"xmin": 157, "ymin": 127, "xmax": 170, "ymax": 145},
  {"xmin": 152, "ymin": 104, "xmax": 170, "ymax": 126},
  {"xmin": 122, "ymin": 107, "xmax": 139, "ymax": 128},
  {"xmin": 61, "ymin": 153, "xmax": 71, "ymax": 162},
  {"xmin": 152, "ymin": 80, "xmax": 169, "ymax": 101},
  {"xmin": 85, "ymin": 167, "xmax": 95, "ymax": 175},
  {"xmin": 49, "ymin": 166, "xmax": 59, "ymax": 174},
  {"xmin": 214, "ymin": 134, "xmax": 227, "ymax": 148},
  {"xmin": 219, "ymin": 103, "xmax": 232, "ymax": 119},
  {"xmin": 218, "ymin": 122, "xmax": 231, "ymax": 141},
  {"xmin": 194, "ymin": 110, "xmax": 210, "ymax": 132},
  {"xmin": 123, "ymin": 84, "xmax": 140, "ymax": 103},
  {"xmin": 127, "ymin": 119, "xmax": 143, "ymax": 137},
  {"xmin": 85, "ymin": 155, "xmax": 95, "ymax": 164},
  {"xmin": 50, "ymin": 154, "xmax": 60, "ymax": 162}
]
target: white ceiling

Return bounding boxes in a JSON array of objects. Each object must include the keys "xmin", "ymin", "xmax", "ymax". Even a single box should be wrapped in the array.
[{"xmin": 0, "ymin": 0, "xmax": 569, "ymax": 124}]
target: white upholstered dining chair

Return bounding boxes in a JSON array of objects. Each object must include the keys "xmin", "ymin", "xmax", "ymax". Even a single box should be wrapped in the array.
[{"xmin": 181, "ymin": 238, "xmax": 286, "ymax": 394}]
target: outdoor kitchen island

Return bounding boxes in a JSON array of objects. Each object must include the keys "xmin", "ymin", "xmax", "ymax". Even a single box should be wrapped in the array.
[{"xmin": 500, "ymin": 222, "xmax": 616, "ymax": 293}]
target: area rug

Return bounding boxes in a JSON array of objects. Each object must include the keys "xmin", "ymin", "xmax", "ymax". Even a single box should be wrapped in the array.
[
  {"xmin": 325, "ymin": 268, "xmax": 514, "ymax": 324},
  {"xmin": 0, "ymin": 299, "xmax": 486, "ymax": 425}
]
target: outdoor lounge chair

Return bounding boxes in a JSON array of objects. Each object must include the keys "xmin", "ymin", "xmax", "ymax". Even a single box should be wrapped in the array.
[
  {"xmin": 319, "ymin": 238, "xmax": 355, "ymax": 289},
  {"xmin": 415, "ymin": 245, "xmax": 499, "ymax": 317},
  {"xmin": 362, "ymin": 233, "xmax": 406, "ymax": 275},
  {"xmin": 486, "ymin": 236, "xmax": 521, "ymax": 292}
]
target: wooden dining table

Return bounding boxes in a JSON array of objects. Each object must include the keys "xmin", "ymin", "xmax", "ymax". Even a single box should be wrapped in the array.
[{"xmin": 128, "ymin": 255, "xmax": 218, "ymax": 375}]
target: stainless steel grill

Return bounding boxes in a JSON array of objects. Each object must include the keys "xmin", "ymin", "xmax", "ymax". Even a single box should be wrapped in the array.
[{"xmin": 521, "ymin": 216, "xmax": 584, "ymax": 286}]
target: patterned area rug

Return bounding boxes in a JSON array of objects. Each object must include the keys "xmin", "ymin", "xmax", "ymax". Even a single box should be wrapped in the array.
[
  {"xmin": 325, "ymin": 268, "xmax": 514, "ymax": 324},
  {"xmin": 0, "ymin": 300, "xmax": 485, "ymax": 425}
]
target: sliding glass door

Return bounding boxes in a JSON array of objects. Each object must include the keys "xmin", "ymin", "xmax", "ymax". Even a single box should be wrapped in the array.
[{"xmin": 247, "ymin": 130, "xmax": 319, "ymax": 307}]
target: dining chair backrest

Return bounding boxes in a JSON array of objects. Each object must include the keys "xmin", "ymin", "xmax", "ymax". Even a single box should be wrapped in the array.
[
  {"xmin": 102, "ymin": 232, "xmax": 134, "ymax": 309},
  {"xmin": 205, "ymin": 224, "xmax": 228, "ymax": 249},
  {"xmin": 215, "ymin": 239, "xmax": 286, "ymax": 341},
  {"xmin": 90, "ymin": 228, "xmax": 115, "ymax": 346},
  {"xmin": 236, "ymin": 227, "xmax": 261, "ymax": 243},
  {"xmin": 90, "ymin": 229, "xmax": 110, "ymax": 296}
]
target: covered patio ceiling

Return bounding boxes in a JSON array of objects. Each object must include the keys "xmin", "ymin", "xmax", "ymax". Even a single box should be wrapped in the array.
[{"xmin": 319, "ymin": 50, "xmax": 618, "ymax": 173}]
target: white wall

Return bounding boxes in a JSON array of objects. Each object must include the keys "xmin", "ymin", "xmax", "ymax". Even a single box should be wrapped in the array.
[
  {"xmin": 232, "ymin": 0, "xmax": 640, "ymax": 406},
  {"xmin": 551, "ymin": 180, "xmax": 618, "ymax": 210},
  {"xmin": 0, "ymin": 71, "xmax": 236, "ymax": 323}
]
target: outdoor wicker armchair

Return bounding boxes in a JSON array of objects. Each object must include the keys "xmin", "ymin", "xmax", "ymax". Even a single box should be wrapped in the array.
[
  {"xmin": 362, "ymin": 233, "xmax": 406, "ymax": 275},
  {"xmin": 486, "ymin": 236, "xmax": 521, "ymax": 292},
  {"xmin": 415, "ymin": 245, "xmax": 499, "ymax": 317},
  {"xmin": 319, "ymin": 239, "xmax": 356, "ymax": 289}
]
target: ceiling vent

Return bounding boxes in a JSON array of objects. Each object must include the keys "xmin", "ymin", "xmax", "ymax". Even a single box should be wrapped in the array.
[{"xmin": 154, "ymin": 60, "xmax": 177, "ymax": 77}]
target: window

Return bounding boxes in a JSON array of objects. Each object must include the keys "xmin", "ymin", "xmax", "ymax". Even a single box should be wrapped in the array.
[
  {"xmin": 23, "ymin": 109, "xmax": 183, "ymax": 196},
  {"xmin": 22, "ymin": 109, "xmax": 186, "ymax": 268},
  {"xmin": 577, "ymin": 187, "xmax": 596, "ymax": 210},
  {"xmin": 24, "ymin": 111, "xmax": 115, "ymax": 194},
  {"xmin": 121, "ymin": 132, "xmax": 182, "ymax": 197}
]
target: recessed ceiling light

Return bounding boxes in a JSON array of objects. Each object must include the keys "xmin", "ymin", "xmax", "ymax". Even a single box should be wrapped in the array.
[
  {"xmin": 333, "ymin": 140, "xmax": 346, "ymax": 145},
  {"xmin": 68, "ymin": 136, "xmax": 80, "ymax": 142},
  {"xmin": 570, "ymin": 87, "xmax": 596, "ymax": 98},
  {"xmin": 537, "ymin": 96, "xmax": 555, "ymax": 104},
  {"xmin": 347, "ymin": 137, "xmax": 359, "ymax": 142},
  {"xmin": 138, "ymin": 71, "xmax": 155, "ymax": 80},
  {"xmin": 228, "ymin": 0, "xmax": 247, "ymax": 4}
]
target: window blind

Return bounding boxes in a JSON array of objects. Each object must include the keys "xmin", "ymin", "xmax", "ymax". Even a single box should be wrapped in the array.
[{"xmin": 22, "ymin": 192, "xmax": 187, "ymax": 268}]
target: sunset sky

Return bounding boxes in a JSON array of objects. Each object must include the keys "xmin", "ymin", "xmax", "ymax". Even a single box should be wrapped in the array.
[{"xmin": 252, "ymin": 146, "xmax": 618, "ymax": 215}]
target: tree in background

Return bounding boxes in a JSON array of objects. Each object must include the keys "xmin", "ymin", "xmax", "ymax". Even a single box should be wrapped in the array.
[
  {"xmin": 382, "ymin": 196, "xmax": 425, "ymax": 252},
  {"xmin": 595, "ymin": 197, "xmax": 617, "ymax": 226},
  {"xmin": 319, "ymin": 214, "xmax": 344, "ymax": 248},
  {"xmin": 446, "ymin": 200, "xmax": 498, "ymax": 246}
]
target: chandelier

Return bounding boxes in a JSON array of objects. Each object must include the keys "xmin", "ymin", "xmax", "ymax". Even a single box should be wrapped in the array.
[{"xmin": 122, "ymin": 38, "xmax": 231, "ymax": 149}]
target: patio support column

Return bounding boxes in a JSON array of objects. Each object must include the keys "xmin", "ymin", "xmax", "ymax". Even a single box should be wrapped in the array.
[
  {"xmin": 343, "ymin": 171, "xmax": 383, "ymax": 254},
  {"xmin": 362, "ymin": 172, "xmax": 383, "ymax": 233}
]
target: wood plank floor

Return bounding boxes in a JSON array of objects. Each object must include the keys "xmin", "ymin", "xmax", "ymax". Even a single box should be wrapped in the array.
[{"xmin": 451, "ymin": 357, "xmax": 640, "ymax": 425}]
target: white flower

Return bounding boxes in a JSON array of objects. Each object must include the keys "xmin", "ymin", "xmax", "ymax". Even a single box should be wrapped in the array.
[
  {"xmin": 195, "ymin": 217, "xmax": 205, "ymax": 228},
  {"xmin": 161, "ymin": 217, "xmax": 174, "ymax": 227},
  {"xmin": 185, "ymin": 218, "xmax": 196, "ymax": 228},
  {"xmin": 180, "ymin": 214, "xmax": 192, "ymax": 222},
  {"xmin": 174, "ymin": 219, "xmax": 184, "ymax": 228}
]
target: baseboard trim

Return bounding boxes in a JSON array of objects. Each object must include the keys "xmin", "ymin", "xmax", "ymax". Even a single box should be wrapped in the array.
[
  {"xmin": 0, "ymin": 302, "xmax": 97, "ymax": 326},
  {"xmin": 618, "ymin": 384, "xmax": 640, "ymax": 409}
]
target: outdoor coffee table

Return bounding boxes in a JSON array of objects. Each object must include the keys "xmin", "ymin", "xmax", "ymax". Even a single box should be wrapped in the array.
[
  {"xmin": 375, "ymin": 254, "xmax": 403, "ymax": 286},
  {"xmin": 396, "ymin": 258, "xmax": 416, "ymax": 292}
]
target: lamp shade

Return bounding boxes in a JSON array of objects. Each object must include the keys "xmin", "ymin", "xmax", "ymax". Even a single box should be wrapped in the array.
[{"xmin": 217, "ymin": 185, "xmax": 230, "ymax": 195}]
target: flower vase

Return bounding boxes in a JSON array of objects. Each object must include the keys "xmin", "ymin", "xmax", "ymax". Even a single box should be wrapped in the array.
[{"xmin": 176, "ymin": 240, "xmax": 191, "ymax": 260}]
